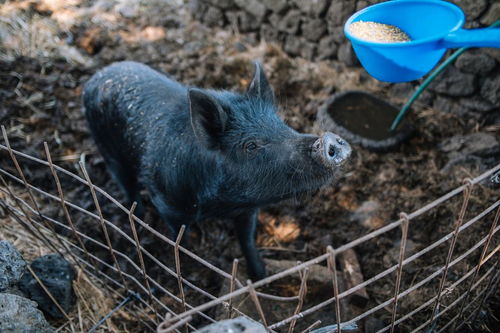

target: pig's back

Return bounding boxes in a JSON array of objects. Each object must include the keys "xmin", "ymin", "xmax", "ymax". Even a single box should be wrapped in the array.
[
  {"xmin": 83, "ymin": 61, "xmax": 188, "ymax": 125},
  {"xmin": 83, "ymin": 61, "xmax": 192, "ymax": 168}
]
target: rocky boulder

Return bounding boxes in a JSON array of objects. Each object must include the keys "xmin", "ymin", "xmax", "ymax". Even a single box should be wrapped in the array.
[
  {"xmin": 0, "ymin": 293, "xmax": 55, "ymax": 333},
  {"xmin": 439, "ymin": 132, "xmax": 500, "ymax": 171},
  {"xmin": 19, "ymin": 254, "xmax": 76, "ymax": 319},
  {"xmin": 0, "ymin": 240, "xmax": 27, "ymax": 291}
]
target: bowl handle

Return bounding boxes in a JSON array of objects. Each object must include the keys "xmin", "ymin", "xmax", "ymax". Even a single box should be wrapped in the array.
[{"xmin": 442, "ymin": 26, "xmax": 500, "ymax": 49}]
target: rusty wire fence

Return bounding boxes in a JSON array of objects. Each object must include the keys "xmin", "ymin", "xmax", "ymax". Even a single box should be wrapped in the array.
[{"xmin": 0, "ymin": 124, "xmax": 498, "ymax": 333}]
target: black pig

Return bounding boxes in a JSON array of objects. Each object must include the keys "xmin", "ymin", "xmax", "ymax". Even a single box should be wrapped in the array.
[{"xmin": 83, "ymin": 61, "xmax": 351, "ymax": 280}]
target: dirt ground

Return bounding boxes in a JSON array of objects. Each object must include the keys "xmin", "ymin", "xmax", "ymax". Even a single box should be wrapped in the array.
[{"xmin": 0, "ymin": 1, "xmax": 499, "ymax": 332}]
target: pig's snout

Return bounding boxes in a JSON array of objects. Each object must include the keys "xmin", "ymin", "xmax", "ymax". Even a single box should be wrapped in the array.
[{"xmin": 312, "ymin": 132, "xmax": 351, "ymax": 167}]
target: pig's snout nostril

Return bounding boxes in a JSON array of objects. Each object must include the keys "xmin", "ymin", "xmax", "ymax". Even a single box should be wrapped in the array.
[
  {"xmin": 328, "ymin": 144, "xmax": 336, "ymax": 158},
  {"xmin": 312, "ymin": 132, "xmax": 351, "ymax": 166}
]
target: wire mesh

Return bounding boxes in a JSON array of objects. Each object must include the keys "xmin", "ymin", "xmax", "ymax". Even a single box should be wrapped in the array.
[{"xmin": 0, "ymin": 125, "xmax": 498, "ymax": 333}]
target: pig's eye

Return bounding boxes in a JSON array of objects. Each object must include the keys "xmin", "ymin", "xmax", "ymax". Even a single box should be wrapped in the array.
[{"xmin": 244, "ymin": 141, "xmax": 258, "ymax": 153}]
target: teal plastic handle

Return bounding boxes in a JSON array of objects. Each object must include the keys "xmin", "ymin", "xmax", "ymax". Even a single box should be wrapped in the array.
[{"xmin": 442, "ymin": 28, "xmax": 500, "ymax": 48}]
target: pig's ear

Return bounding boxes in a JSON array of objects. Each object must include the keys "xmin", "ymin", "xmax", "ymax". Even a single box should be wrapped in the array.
[
  {"xmin": 247, "ymin": 61, "xmax": 275, "ymax": 104},
  {"xmin": 189, "ymin": 88, "xmax": 228, "ymax": 149}
]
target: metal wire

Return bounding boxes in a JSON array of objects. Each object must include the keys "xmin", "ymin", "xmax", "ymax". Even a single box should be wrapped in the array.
[
  {"xmin": 1, "ymin": 132, "xmax": 499, "ymax": 333},
  {"xmin": 86, "ymin": 291, "xmax": 140, "ymax": 333}
]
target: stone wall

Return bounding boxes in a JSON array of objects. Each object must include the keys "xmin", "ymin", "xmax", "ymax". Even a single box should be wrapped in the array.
[{"xmin": 191, "ymin": 0, "xmax": 499, "ymax": 120}]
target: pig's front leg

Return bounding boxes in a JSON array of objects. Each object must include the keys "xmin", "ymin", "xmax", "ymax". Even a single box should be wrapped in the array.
[
  {"xmin": 149, "ymin": 189, "xmax": 191, "ymax": 242},
  {"xmin": 233, "ymin": 209, "xmax": 266, "ymax": 280}
]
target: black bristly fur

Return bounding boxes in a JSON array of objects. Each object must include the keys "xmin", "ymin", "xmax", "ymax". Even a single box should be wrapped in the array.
[{"xmin": 83, "ymin": 61, "xmax": 343, "ymax": 280}]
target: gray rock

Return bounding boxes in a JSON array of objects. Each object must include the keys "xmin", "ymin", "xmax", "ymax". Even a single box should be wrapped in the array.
[
  {"xmin": 277, "ymin": 10, "xmax": 301, "ymax": 34},
  {"xmin": 461, "ymin": 96, "xmax": 496, "ymax": 113},
  {"xmin": 302, "ymin": 18, "xmax": 327, "ymax": 42},
  {"xmin": 326, "ymin": 1, "xmax": 356, "ymax": 27},
  {"xmin": 317, "ymin": 35, "xmax": 338, "ymax": 60},
  {"xmin": 205, "ymin": 0, "xmax": 234, "ymax": 9},
  {"xmin": 388, "ymin": 82, "xmax": 414, "ymax": 99},
  {"xmin": 293, "ymin": 0, "xmax": 328, "ymax": 17},
  {"xmin": 268, "ymin": 12, "xmax": 281, "ymax": 28},
  {"xmin": 264, "ymin": 0, "xmax": 288, "ymax": 14},
  {"xmin": 455, "ymin": 51, "xmax": 496, "ymax": 75},
  {"xmin": 260, "ymin": 23, "xmax": 280, "ymax": 42},
  {"xmin": 0, "ymin": 293, "xmax": 55, "ymax": 333},
  {"xmin": 116, "ymin": 2, "xmax": 139, "ymax": 18},
  {"xmin": 433, "ymin": 96, "xmax": 469, "ymax": 116},
  {"xmin": 337, "ymin": 42, "xmax": 358, "ymax": 66},
  {"xmin": 439, "ymin": 133, "xmax": 498, "ymax": 156},
  {"xmin": 3, "ymin": 286, "xmax": 26, "ymax": 298},
  {"xmin": 480, "ymin": 75, "xmax": 500, "ymax": 105},
  {"xmin": 0, "ymin": 240, "xmax": 27, "ymax": 291},
  {"xmin": 194, "ymin": 317, "xmax": 266, "ymax": 332},
  {"xmin": 480, "ymin": 2, "xmax": 500, "ymax": 26},
  {"xmin": 429, "ymin": 66, "xmax": 476, "ymax": 96},
  {"xmin": 190, "ymin": 0, "xmax": 208, "ymax": 21},
  {"xmin": 91, "ymin": 0, "xmax": 117, "ymax": 11},
  {"xmin": 356, "ymin": 1, "xmax": 369, "ymax": 11},
  {"xmin": 327, "ymin": 26, "xmax": 345, "ymax": 43},
  {"xmin": 204, "ymin": 6, "xmax": 225, "ymax": 27},
  {"xmin": 439, "ymin": 133, "xmax": 500, "ymax": 172},
  {"xmin": 300, "ymin": 40, "xmax": 317, "ymax": 60},
  {"xmin": 226, "ymin": 11, "xmax": 260, "ymax": 32},
  {"xmin": 418, "ymin": 90, "xmax": 434, "ymax": 107},
  {"xmin": 284, "ymin": 35, "xmax": 302, "ymax": 56},
  {"xmin": 234, "ymin": 0, "xmax": 267, "ymax": 21},
  {"xmin": 19, "ymin": 254, "xmax": 76, "ymax": 319},
  {"xmin": 225, "ymin": 10, "xmax": 239, "ymax": 27},
  {"xmin": 450, "ymin": 0, "xmax": 488, "ymax": 20},
  {"xmin": 484, "ymin": 48, "xmax": 500, "ymax": 62}
]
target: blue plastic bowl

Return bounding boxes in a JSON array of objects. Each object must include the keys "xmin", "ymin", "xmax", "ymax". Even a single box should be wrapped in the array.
[{"xmin": 344, "ymin": 0, "xmax": 500, "ymax": 82}]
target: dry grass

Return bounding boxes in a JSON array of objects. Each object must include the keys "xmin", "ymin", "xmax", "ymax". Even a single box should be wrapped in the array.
[
  {"xmin": 0, "ymin": 191, "xmax": 133, "ymax": 333},
  {"xmin": 0, "ymin": 0, "xmax": 92, "ymax": 65},
  {"xmin": 0, "ymin": 0, "xmax": 121, "ymax": 66}
]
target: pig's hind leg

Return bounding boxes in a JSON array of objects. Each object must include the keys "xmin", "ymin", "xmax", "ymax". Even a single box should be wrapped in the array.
[
  {"xmin": 233, "ymin": 209, "xmax": 266, "ymax": 280},
  {"xmin": 105, "ymin": 156, "xmax": 145, "ymax": 218},
  {"xmin": 84, "ymin": 91, "xmax": 145, "ymax": 218},
  {"xmin": 89, "ymin": 127, "xmax": 145, "ymax": 217}
]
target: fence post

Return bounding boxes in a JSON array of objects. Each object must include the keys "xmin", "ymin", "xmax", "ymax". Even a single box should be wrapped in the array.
[
  {"xmin": 327, "ymin": 246, "xmax": 342, "ymax": 333},
  {"xmin": 288, "ymin": 267, "xmax": 309, "ymax": 333},
  {"xmin": 79, "ymin": 161, "xmax": 128, "ymax": 287},
  {"xmin": 2, "ymin": 126, "xmax": 44, "ymax": 220},
  {"xmin": 472, "ymin": 264, "xmax": 500, "ymax": 322},
  {"xmin": 227, "ymin": 258, "xmax": 239, "ymax": 319},
  {"xmin": 247, "ymin": 279, "xmax": 270, "ymax": 331},
  {"xmin": 44, "ymin": 142, "xmax": 97, "ymax": 269},
  {"xmin": 452, "ymin": 205, "xmax": 499, "ymax": 331},
  {"xmin": 0, "ymin": 173, "xmax": 84, "ymax": 272},
  {"xmin": 128, "ymin": 202, "xmax": 154, "ymax": 303},
  {"xmin": 389, "ymin": 213, "xmax": 409, "ymax": 333},
  {"xmin": 174, "ymin": 224, "xmax": 188, "ymax": 331},
  {"xmin": 1, "ymin": 126, "xmax": 72, "ymax": 260},
  {"xmin": 427, "ymin": 179, "xmax": 473, "ymax": 329}
]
